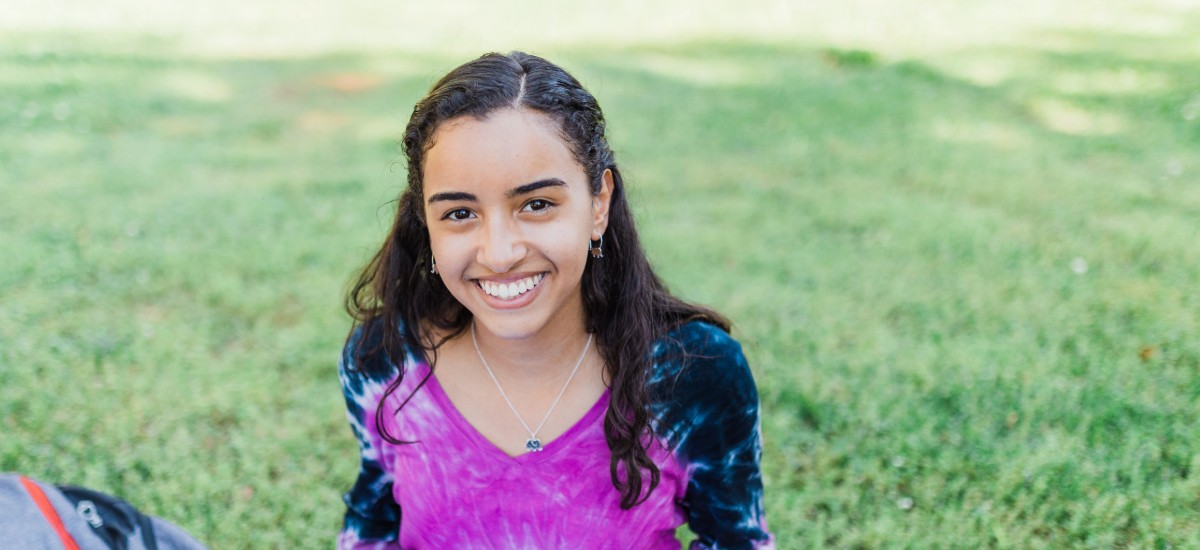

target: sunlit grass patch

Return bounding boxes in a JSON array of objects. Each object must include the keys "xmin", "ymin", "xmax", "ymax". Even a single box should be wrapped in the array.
[{"xmin": 3, "ymin": 1, "xmax": 1200, "ymax": 547}]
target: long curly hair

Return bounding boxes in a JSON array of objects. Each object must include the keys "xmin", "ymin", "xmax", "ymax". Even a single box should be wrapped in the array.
[{"xmin": 345, "ymin": 51, "xmax": 729, "ymax": 509}]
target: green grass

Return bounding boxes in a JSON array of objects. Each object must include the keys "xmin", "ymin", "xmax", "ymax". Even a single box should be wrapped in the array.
[{"xmin": 3, "ymin": 1, "xmax": 1199, "ymax": 547}]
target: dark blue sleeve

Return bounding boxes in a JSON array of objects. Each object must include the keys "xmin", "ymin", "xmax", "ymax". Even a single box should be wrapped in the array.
[
  {"xmin": 650, "ymin": 322, "xmax": 774, "ymax": 550},
  {"xmin": 337, "ymin": 327, "xmax": 402, "ymax": 549}
]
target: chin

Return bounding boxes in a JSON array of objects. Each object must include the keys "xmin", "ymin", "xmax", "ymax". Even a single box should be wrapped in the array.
[{"xmin": 470, "ymin": 307, "xmax": 549, "ymax": 337}]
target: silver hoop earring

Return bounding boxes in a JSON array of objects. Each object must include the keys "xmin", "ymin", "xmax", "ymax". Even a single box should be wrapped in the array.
[
  {"xmin": 430, "ymin": 255, "xmax": 438, "ymax": 274},
  {"xmin": 589, "ymin": 236, "xmax": 604, "ymax": 259}
]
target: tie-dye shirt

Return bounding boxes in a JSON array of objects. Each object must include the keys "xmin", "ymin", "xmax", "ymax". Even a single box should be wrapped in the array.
[{"xmin": 337, "ymin": 320, "xmax": 774, "ymax": 549}]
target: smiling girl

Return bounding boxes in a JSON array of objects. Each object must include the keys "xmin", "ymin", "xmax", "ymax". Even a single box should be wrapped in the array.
[{"xmin": 337, "ymin": 52, "xmax": 774, "ymax": 549}]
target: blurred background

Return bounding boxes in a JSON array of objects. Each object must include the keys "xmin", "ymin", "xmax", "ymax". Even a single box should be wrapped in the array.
[{"xmin": 2, "ymin": 0, "xmax": 1198, "ymax": 546}]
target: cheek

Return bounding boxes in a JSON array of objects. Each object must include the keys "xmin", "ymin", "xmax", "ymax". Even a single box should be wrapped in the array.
[
  {"xmin": 544, "ymin": 216, "xmax": 593, "ymax": 259},
  {"xmin": 429, "ymin": 232, "xmax": 471, "ymax": 271}
]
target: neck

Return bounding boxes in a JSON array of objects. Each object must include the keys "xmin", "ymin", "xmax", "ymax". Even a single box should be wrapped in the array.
[{"xmin": 469, "ymin": 320, "xmax": 593, "ymax": 382}]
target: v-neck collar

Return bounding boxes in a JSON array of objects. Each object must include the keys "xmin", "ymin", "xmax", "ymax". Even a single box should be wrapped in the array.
[{"xmin": 418, "ymin": 362, "xmax": 611, "ymax": 466}]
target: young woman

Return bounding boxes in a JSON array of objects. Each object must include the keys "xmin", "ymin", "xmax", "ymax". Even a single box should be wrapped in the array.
[{"xmin": 338, "ymin": 51, "xmax": 773, "ymax": 549}]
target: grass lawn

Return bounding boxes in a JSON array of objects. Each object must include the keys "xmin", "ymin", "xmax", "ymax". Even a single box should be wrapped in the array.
[{"xmin": 3, "ymin": 1, "xmax": 1199, "ymax": 547}]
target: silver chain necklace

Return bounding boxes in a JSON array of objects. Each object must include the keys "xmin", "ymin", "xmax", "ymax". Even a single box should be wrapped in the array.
[{"xmin": 470, "ymin": 321, "xmax": 593, "ymax": 453}]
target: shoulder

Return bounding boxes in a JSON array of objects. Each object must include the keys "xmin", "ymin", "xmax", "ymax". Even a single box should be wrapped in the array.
[
  {"xmin": 650, "ymin": 319, "xmax": 753, "ymax": 393},
  {"xmin": 338, "ymin": 318, "xmax": 411, "ymax": 409},
  {"xmin": 648, "ymin": 320, "xmax": 759, "ymax": 449},
  {"xmin": 648, "ymin": 322, "xmax": 774, "ymax": 547},
  {"xmin": 659, "ymin": 319, "xmax": 745, "ymax": 356}
]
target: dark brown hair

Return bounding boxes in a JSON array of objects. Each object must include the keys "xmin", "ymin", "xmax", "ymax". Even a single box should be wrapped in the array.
[{"xmin": 345, "ymin": 51, "xmax": 729, "ymax": 508}]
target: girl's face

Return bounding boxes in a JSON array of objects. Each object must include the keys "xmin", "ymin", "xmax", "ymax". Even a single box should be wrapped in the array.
[{"xmin": 422, "ymin": 108, "xmax": 612, "ymax": 341}]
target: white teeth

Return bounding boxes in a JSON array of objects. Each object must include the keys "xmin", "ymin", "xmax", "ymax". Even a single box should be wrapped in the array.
[{"xmin": 479, "ymin": 274, "xmax": 543, "ymax": 299}]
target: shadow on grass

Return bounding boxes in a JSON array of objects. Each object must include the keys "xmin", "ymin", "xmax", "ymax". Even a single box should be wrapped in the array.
[{"xmin": 2, "ymin": 19, "xmax": 1199, "ymax": 547}]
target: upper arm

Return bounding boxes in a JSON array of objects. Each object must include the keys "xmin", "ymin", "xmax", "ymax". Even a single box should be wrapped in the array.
[
  {"xmin": 337, "ymin": 327, "xmax": 402, "ymax": 549},
  {"xmin": 652, "ymin": 323, "xmax": 774, "ymax": 550}
]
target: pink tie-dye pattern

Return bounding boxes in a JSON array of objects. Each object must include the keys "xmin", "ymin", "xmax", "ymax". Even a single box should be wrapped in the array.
[
  {"xmin": 337, "ymin": 530, "xmax": 398, "ymax": 550},
  {"xmin": 365, "ymin": 360, "xmax": 689, "ymax": 549}
]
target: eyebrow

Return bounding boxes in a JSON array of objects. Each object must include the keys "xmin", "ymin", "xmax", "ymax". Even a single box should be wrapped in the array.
[
  {"xmin": 507, "ymin": 178, "xmax": 566, "ymax": 198},
  {"xmin": 426, "ymin": 178, "xmax": 567, "ymax": 204},
  {"xmin": 427, "ymin": 191, "xmax": 476, "ymax": 204}
]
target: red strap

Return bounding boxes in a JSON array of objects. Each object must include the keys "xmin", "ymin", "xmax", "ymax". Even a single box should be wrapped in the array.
[{"xmin": 18, "ymin": 476, "xmax": 82, "ymax": 550}]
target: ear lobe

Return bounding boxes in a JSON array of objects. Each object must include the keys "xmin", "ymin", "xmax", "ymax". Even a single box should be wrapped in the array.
[{"xmin": 592, "ymin": 169, "xmax": 615, "ymax": 240}]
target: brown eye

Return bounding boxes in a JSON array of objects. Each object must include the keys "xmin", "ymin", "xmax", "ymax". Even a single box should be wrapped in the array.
[
  {"xmin": 443, "ymin": 208, "xmax": 474, "ymax": 221},
  {"xmin": 523, "ymin": 199, "xmax": 553, "ymax": 213}
]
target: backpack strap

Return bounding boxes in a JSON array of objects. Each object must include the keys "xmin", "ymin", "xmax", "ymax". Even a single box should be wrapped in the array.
[
  {"xmin": 17, "ymin": 475, "xmax": 82, "ymax": 550},
  {"xmin": 138, "ymin": 513, "xmax": 158, "ymax": 550},
  {"xmin": 58, "ymin": 483, "xmax": 159, "ymax": 550}
]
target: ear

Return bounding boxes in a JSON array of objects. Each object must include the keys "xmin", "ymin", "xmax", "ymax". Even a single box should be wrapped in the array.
[{"xmin": 591, "ymin": 169, "xmax": 615, "ymax": 240}]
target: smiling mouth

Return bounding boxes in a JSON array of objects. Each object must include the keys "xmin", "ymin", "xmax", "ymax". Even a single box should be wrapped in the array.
[{"xmin": 477, "ymin": 273, "xmax": 545, "ymax": 300}]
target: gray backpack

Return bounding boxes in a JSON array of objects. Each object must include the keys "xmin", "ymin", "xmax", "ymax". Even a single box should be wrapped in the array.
[{"xmin": 0, "ymin": 473, "xmax": 207, "ymax": 550}]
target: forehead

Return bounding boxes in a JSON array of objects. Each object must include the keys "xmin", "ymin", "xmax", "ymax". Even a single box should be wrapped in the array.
[{"xmin": 423, "ymin": 108, "xmax": 583, "ymax": 195}]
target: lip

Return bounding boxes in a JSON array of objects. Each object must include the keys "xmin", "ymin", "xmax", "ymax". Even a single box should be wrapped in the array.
[{"xmin": 473, "ymin": 272, "xmax": 547, "ymax": 310}]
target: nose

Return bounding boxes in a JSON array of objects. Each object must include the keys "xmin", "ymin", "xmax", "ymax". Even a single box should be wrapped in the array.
[{"xmin": 477, "ymin": 217, "xmax": 527, "ymax": 273}]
